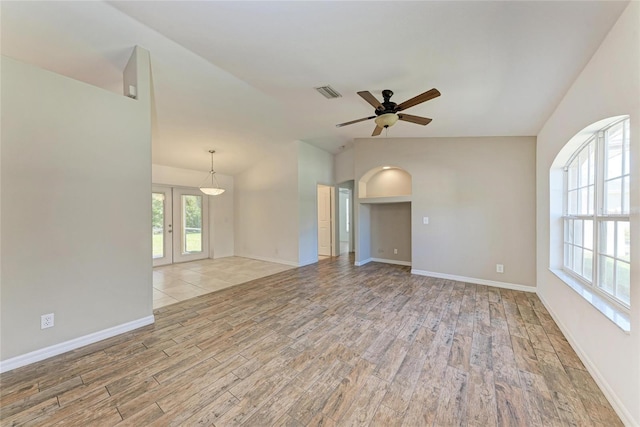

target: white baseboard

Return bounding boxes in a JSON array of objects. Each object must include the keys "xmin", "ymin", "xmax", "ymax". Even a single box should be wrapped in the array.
[
  {"xmin": 411, "ymin": 269, "xmax": 536, "ymax": 293},
  {"xmin": 536, "ymin": 293, "xmax": 636, "ymax": 427},
  {"xmin": 0, "ymin": 315, "xmax": 155, "ymax": 374},
  {"xmin": 234, "ymin": 254, "xmax": 300, "ymax": 267},
  {"xmin": 354, "ymin": 258, "xmax": 372, "ymax": 266},
  {"xmin": 371, "ymin": 258, "xmax": 412, "ymax": 267}
]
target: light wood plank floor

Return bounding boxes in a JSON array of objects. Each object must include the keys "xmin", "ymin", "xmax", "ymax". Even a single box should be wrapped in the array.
[{"xmin": 1, "ymin": 256, "xmax": 622, "ymax": 426}]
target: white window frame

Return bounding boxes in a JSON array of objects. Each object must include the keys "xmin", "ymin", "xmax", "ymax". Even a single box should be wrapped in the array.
[{"xmin": 562, "ymin": 117, "xmax": 630, "ymax": 313}]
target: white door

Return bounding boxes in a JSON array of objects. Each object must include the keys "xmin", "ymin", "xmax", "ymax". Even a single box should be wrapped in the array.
[
  {"xmin": 152, "ymin": 186, "xmax": 173, "ymax": 267},
  {"xmin": 152, "ymin": 186, "xmax": 209, "ymax": 265},
  {"xmin": 172, "ymin": 188, "xmax": 209, "ymax": 263},
  {"xmin": 318, "ymin": 185, "xmax": 332, "ymax": 256}
]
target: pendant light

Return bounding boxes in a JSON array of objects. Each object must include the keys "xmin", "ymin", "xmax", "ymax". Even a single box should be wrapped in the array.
[{"xmin": 199, "ymin": 150, "xmax": 225, "ymax": 196}]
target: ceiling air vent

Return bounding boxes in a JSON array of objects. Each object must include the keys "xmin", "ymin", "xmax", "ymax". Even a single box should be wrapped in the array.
[{"xmin": 315, "ymin": 85, "xmax": 342, "ymax": 99}]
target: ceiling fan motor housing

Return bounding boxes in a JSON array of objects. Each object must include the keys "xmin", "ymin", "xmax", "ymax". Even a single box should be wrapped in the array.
[{"xmin": 376, "ymin": 89, "xmax": 398, "ymax": 115}]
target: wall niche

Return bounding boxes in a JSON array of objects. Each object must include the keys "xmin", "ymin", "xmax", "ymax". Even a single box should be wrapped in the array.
[{"xmin": 358, "ymin": 166, "xmax": 411, "ymax": 202}]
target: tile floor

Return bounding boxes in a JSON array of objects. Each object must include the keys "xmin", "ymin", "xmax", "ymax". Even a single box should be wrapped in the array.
[{"xmin": 153, "ymin": 257, "xmax": 295, "ymax": 309}]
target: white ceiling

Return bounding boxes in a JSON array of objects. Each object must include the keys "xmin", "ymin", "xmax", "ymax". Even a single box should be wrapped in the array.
[{"xmin": 1, "ymin": 1, "xmax": 628, "ymax": 175}]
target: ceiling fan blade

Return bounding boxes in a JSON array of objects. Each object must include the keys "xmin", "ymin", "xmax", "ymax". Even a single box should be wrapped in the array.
[
  {"xmin": 396, "ymin": 88, "xmax": 441, "ymax": 111},
  {"xmin": 336, "ymin": 115, "xmax": 376, "ymax": 128},
  {"xmin": 398, "ymin": 113, "xmax": 433, "ymax": 126},
  {"xmin": 372, "ymin": 126, "xmax": 383, "ymax": 136},
  {"xmin": 357, "ymin": 91, "xmax": 383, "ymax": 110}
]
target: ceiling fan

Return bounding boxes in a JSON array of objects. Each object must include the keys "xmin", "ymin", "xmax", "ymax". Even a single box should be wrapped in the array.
[{"xmin": 336, "ymin": 88, "xmax": 441, "ymax": 136}]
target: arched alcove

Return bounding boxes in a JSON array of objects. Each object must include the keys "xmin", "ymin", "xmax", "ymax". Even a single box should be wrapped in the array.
[
  {"xmin": 356, "ymin": 166, "xmax": 412, "ymax": 267},
  {"xmin": 358, "ymin": 166, "xmax": 411, "ymax": 200}
]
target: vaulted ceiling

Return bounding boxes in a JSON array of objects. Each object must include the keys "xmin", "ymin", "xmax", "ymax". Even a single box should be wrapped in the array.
[{"xmin": 1, "ymin": 1, "xmax": 628, "ymax": 175}]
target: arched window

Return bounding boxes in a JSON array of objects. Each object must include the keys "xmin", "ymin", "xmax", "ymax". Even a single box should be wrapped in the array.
[{"xmin": 563, "ymin": 117, "xmax": 630, "ymax": 309}]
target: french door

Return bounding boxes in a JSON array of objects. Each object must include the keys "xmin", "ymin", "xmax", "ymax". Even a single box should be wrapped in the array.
[{"xmin": 152, "ymin": 186, "xmax": 209, "ymax": 266}]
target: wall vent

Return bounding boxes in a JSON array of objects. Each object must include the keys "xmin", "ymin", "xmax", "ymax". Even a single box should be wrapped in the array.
[{"xmin": 315, "ymin": 85, "xmax": 342, "ymax": 99}]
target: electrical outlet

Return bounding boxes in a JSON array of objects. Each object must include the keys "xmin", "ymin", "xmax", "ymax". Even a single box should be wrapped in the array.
[
  {"xmin": 496, "ymin": 264, "xmax": 504, "ymax": 273},
  {"xmin": 394, "ymin": 248, "xmax": 398, "ymax": 254},
  {"xmin": 41, "ymin": 313, "xmax": 54, "ymax": 329}
]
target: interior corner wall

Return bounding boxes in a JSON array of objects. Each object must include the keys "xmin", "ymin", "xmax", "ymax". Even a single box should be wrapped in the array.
[
  {"xmin": 1, "ymin": 53, "xmax": 152, "ymax": 363},
  {"xmin": 536, "ymin": 2, "xmax": 640, "ymax": 424},
  {"xmin": 335, "ymin": 146, "xmax": 355, "ymax": 184},
  {"xmin": 354, "ymin": 136, "xmax": 536, "ymax": 287},
  {"xmin": 234, "ymin": 142, "xmax": 300, "ymax": 266},
  {"xmin": 297, "ymin": 141, "xmax": 334, "ymax": 266},
  {"xmin": 152, "ymin": 164, "xmax": 235, "ymax": 258}
]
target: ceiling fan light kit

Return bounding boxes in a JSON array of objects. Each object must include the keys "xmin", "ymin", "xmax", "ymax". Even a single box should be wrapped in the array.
[
  {"xmin": 337, "ymin": 88, "xmax": 440, "ymax": 136},
  {"xmin": 199, "ymin": 150, "xmax": 225, "ymax": 196},
  {"xmin": 374, "ymin": 113, "xmax": 399, "ymax": 128}
]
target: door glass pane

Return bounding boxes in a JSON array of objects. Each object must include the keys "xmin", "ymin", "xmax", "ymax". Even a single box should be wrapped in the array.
[
  {"xmin": 152, "ymin": 193, "xmax": 165, "ymax": 259},
  {"xmin": 182, "ymin": 195, "xmax": 202, "ymax": 254}
]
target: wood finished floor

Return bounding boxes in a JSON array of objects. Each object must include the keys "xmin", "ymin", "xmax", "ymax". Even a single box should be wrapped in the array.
[{"xmin": 0, "ymin": 256, "xmax": 622, "ymax": 426}]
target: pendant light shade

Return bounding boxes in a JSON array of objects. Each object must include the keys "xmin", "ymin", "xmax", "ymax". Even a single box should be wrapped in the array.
[
  {"xmin": 374, "ymin": 113, "xmax": 399, "ymax": 128},
  {"xmin": 199, "ymin": 150, "xmax": 225, "ymax": 196}
]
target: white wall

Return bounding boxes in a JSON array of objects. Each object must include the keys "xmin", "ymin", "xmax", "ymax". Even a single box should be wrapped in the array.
[
  {"xmin": 234, "ymin": 142, "xmax": 300, "ymax": 265},
  {"xmin": 536, "ymin": 3, "xmax": 640, "ymax": 424},
  {"xmin": 298, "ymin": 142, "xmax": 334, "ymax": 265},
  {"xmin": 152, "ymin": 164, "xmax": 234, "ymax": 258},
  {"xmin": 1, "ymin": 49, "xmax": 153, "ymax": 365},
  {"xmin": 354, "ymin": 136, "xmax": 537, "ymax": 287}
]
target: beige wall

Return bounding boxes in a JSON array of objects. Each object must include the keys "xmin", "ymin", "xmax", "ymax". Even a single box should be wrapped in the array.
[
  {"xmin": 370, "ymin": 203, "xmax": 411, "ymax": 263},
  {"xmin": 354, "ymin": 136, "xmax": 537, "ymax": 287},
  {"xmin": 1, "ymin": 50, "xmax": 153, "ymax": 364},
  {"xmin": 152, "ymin": 164, "xmax": 235, "ymax": 258},
  {"xmin": 234, "ymin": 140, "xmax": 334, "ymax": 266},
  {"xmin": 364, "ymin": 169, "xmax": 412, "ymax": 198},
  {"xmin": 298, "ymin": 142, "xmax": 334, "ymax": 265},
  {"xmin": 335, "ymin": 146, "xmax": 354, "ymax": 184},
  {"xmin": 234, "ymin": 142, "xmax": 300, "ymax": 265},
  {"xmin": 536, "ymin": 2, "xmax": 640, "ymax": 424}
]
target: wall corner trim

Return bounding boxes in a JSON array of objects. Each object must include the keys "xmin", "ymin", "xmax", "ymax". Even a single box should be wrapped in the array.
[
  {"xmin": 0, "ymin": 315, "xmax": 155, "ymax": 374},
  {"xmin": 354, "ymin": 258, "xmax": 373, "ymax": 267},
  {"xmin": 370, "ymin": 258, "xmax": 412, "ymax": 267},
  {"xmin": 411, "ymin": 269, "xmax": 536, "ymax": 293},
  {"xmin": 536, "ymin": 293, "xmax": 636, "ymax": 426}
]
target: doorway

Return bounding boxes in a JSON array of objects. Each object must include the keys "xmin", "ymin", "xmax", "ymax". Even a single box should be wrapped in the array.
[
  {"xmin": 152, "ymin": 185, "xmax": 209, "ymax": 266},
  {"xmin": 317, "ymin": 184, "xmax": 333, "ymax": 257},
  {"xmin": 338, "ymin": 187, "xmax": 352, "ymax": 254}
]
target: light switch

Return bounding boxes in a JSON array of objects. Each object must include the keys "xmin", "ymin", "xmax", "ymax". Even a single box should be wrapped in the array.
[{"xmin": 423, "ymin": 217, "xmax": 429, "ymax": 225}]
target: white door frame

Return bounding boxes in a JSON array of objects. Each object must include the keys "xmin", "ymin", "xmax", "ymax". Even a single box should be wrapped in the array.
[
  {"xmin": 172, "ymin": 187, "xmax": 210, "ymax": 263},
  {"xmin": 152, "ymin": 186, "xmax": 210, "ymax": 266},
  {"xmin": 152, "ymin": 185, "xmax": 173, "ymax": 267}
]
